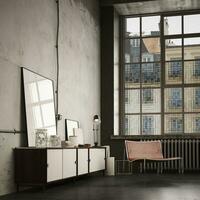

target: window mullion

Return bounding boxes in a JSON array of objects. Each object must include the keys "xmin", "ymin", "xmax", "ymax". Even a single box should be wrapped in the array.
[
  {"xmin": 140, "ymin": 16, "xmax": 142, "ymax": 135},
  {"xmin": 182, "ymin": 14, "xmax": 185, "ymax": 134},
  {"xmin": 160, "ymin": 15, "xmax": 165, "ymax": 135}
]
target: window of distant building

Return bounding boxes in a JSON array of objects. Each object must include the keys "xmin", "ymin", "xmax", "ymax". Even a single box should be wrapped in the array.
[
  {"xmin": 195, "ymin": 117, "xmax": 200, "ymax": 132},
  {"xmin": 170, "ymin": 88, "xmax": 182, "ymax": 108},
  {"xmin": 169, "ymin": 58, "xmax": 182, "ymax": 78},
  {"xmin": 194, "ymin": 57, "xmax": 200, "ymax": 77},
  {"xmin": 143, "ymin": 116, "xmax": 154, "ymax": 134},
  {"xmin": 142, "ymin": 89, "xmax": 153, "ymax": 104},
  {"xmin": 125, "ymin": 117, "xmax": 129, "ymax": 135},
  {"xmin": 121, "ymin": 12, "xmax": 200, "ymax": 136},
  {"xmin": 195, "ymin": 88, "xmax": 200, "ymax": 108},
  {"xmin": 171, "ymin": 117, "xmax": 183, "ymax": 133}
]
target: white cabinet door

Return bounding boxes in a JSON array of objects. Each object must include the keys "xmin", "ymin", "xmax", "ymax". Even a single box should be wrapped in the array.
[
  {"xmin": 63, "ymin": 149, "xmax": 77, "ymax": 179},
  {"xmin": 78, "ymin": 149, "xmax": 88, "ymax": 175},
  {"xmin": 47, "ymin": 149, "xmax": 62, "ymax": 182},
  {"xmin": 90, "ymin": 148, "xmax": 105, "ymax": 173}
]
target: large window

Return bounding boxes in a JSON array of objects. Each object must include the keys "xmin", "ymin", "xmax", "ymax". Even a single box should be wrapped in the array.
[{"xmin": 122, "ymin": 13, "xmax": 200, "ymax": 135}]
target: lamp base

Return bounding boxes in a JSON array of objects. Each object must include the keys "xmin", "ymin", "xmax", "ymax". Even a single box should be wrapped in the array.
[
  {"xmin": 94, "ymin": 142, "xmax": 98, "ymax": 147},
  {"xmin": 91, "ymin": 142, "xmax": 100, "ymax": 147}
]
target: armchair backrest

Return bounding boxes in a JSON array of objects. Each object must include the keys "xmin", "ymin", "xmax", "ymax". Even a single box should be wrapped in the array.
[{"xmin": 125, "ymin": 140, "xmax": 163, "ymax": 161}]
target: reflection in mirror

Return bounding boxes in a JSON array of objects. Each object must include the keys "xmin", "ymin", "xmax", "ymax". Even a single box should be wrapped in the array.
[{"xmin": 23, "ymin": 68, "xmax": 56, "ymax": 146}]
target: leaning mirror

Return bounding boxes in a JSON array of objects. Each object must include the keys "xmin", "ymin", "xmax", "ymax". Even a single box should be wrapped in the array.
[{"xmin": 22, "ymin": 68, "xmax": 57, "ymax": 146}]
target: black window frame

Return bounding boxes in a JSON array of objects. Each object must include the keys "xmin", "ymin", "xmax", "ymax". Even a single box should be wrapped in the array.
[{"xmin": 120, "ymin": 10, "xmax": 200, "ymax": 136}]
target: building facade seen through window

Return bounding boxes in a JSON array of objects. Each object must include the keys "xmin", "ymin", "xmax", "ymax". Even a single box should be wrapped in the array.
[{"xmin": 122, "ymin": 13, "xmax": 200, "ymax": 135}]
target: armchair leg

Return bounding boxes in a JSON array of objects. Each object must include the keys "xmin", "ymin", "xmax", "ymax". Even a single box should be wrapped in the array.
[
  {"xmin": 157, "ymin": 162, "xmax": 160, "ymax": 174},
  {"xmin": 140, "ymin": 162, "xmax": 143, "ymax": 173},
  {"xmin": 143, "ymin": 159, "xmax": 146, "ymax": 173}
]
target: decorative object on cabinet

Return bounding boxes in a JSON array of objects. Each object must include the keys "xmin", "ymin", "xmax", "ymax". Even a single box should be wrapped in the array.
[
  {"xmin": 35, "ymin": 129, "xmax": 48, "ymax": 147},
  {"xmin": 65, "ymin": 119, "xmax": 79, "ymax": 140},
  {"xmin": 83, "ymin": 144, "xmax": 91, "ymax": 148},
  {"xmin": 93, "ymin": 115, "xmax": 101, "ymax": 147},
  {"xmin": 49, "ymin": 135, "xmax": 61, "ymax": 147},
  {"xmin": 73, "ymin": 128, "xmax": 84, "ymax": 145},
  {"xmin": 68, "ymin": 136, "xmax": 79, "ymax": 147},
  {"xmin": 22, "ymin": 68, "xmax": 57, "ymax": 147},
  {"xmin": 61, "ymin": 141, "xmax": 74, "ymax": 148}
]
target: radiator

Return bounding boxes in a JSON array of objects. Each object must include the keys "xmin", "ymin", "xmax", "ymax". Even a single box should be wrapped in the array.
[
  {"xmin": 116, "ymin": 138, "xmax": 200, "ymax": 174},
  {"xmin": 143, "ymin": 139, "xmax": 200, "ymax": 171}
]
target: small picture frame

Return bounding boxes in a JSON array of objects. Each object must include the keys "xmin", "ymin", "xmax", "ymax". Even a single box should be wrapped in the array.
[{"xmin": 65, "ymin": 119, "xmax": 79, "ymax": 140}]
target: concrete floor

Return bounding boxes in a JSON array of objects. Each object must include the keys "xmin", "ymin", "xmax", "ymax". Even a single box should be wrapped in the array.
[{"xmin": 1, "ymin": 174, "xmax": 200, "ymax": 200}]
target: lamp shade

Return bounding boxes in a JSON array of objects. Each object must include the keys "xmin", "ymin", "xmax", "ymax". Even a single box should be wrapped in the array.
[{"xmin": 93, "ymin": 115, "xmax": 101, "ymax": 123}]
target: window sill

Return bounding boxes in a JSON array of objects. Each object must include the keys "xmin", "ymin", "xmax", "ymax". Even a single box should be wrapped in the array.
[{"xmin": 110, "ymin": 134, "xmax": 200, "ymax": 140}]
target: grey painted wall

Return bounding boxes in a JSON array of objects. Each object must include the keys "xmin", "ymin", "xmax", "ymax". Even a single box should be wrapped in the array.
[
  {"xmin": 58, "ymin": 0, "xmax": 100, "ymax": 143},
  {"xmin": 0, "ymin": 0, "xmax": 100, "ymax": 196}
]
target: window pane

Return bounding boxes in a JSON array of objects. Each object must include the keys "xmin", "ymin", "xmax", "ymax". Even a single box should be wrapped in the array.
[
  {"xmin": 28, "ymin": 82, "xmax": 39, "ymax": 103},
  {"xmin": 184, "ymin": 87, "xmax": 200, "ymax": 112},
  {"xmin": 125, "ymin": 89, "xmax": 140, "ymax": 113},
  {"xmin": 142, "ymin": 63, "xmax": 160, "ymax": 87},
  {"xmin": 38, "ymin": 80, "xmax": 53, "ymax": 101},
  {"xmin": 184, "ymin": 60, "xmax": 200, "ymax": 84},
  {"xmin": 142, "ymin": 37, "xmax": 160, "ymax": 61},
  {"xmin": 142, "ymin": 16, "xmax": 160, "ymax": 36},
  {"xmin": 165, "ymin": 61, "xmax": 182, "ymax": 84},
  {"xmin": 165, "ymin": 39, "xmax": 182, "ymax": 61},
  {"xmin": 184, "ymin": 14, "xmax": 200, "ymax": 34},
  {"xmin": 184, "ymin": 38, "xmax": 200, "ymax": 60},
  {"xmin": 185, "ymin": 114, "xmax": 200, "ymax": 133},
  {"xmin": 125, "ymin": 39, "xmax": 140, "ymax": 63},
  {"xmin": 125, "ymin": 64, "xmax": 140, "ymax": 88},
  {"xmin": 33, "ymin": 105, "xmax": 43, "ymax": 129},
  {"xmin": 142, "ymin": 89, "xmax": 161, "ymax": 113},
  {"xmin": 126, "ymin": 17, "xmax": 140, "ymax": 37},
  {"xmin": 165, "ymin": 88, "xmax": 182, "ymax": 112},
  {"xmin": 124, "ymin": 115, "xmax": 140, "ymax": 135},
  {"xmin": 122, "ymin": 14, "xmax": 200, "ymax": 136},
  {"xmin": 142, "ymin": 115, "xmax": 161, "ymax": 135},
  {"xmin": 164, "ymin": 16, "xmax": 182, "ymax": 35},
  {"xmin": 41, "ymin": 103, "xmax": 56, "ymax": 127},
  {"xmin": 165, "ymin": 114, "xmax": 183, "ymax": 134}
]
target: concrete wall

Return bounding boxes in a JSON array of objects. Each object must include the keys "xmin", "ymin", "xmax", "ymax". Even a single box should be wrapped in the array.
[
  {"xmin": 58, "ymin": 0, "xmax": 100, "ymax": 143},
  {"xmin": 0, "ymin": 0, "xmax": 100, "ymax": 196}
]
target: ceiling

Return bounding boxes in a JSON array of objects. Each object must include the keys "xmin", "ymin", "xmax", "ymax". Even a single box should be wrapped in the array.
[{"xmin": 101, "ymin": 0, "xmax": 200, "ymax": 15}]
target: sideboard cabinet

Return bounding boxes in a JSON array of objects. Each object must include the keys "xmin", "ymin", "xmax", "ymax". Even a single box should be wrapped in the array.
[{"xmin": 14, "ymin": 147, "xmax": 106, "ymax": 189}]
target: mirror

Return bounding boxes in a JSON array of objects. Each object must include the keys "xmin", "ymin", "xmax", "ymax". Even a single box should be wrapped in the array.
[
  {"xmin": 22, "ymin": 68, "xmax": 57, "ymax": 146},
  {"xmin": 65, "ymin": 119, "xmax": 79, "ymax": 140}
]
